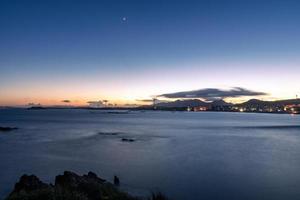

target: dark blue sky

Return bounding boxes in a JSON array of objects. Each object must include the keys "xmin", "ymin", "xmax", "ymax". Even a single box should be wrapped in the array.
[{"xmin": 1, "ymin": 0, "xmax": 300, "ymax": 105}]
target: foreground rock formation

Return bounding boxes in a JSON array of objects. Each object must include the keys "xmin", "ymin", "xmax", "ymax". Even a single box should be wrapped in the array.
[{"xmin": 6, "ymin": 171, "xmax": 168, "ymax": 200}]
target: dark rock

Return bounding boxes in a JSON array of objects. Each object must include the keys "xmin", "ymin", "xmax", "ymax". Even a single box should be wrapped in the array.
[
  {"xmin": 121, "ymin": 138, "xmax": 135, "ymax": 142},
  {"xmin": 86, "ymin": 171, "xmax": 105, "ymax": 182},
  {"xmin": 0, "ymin": 126, "xmax": 18, "ymax": 132},
  {"xmin": 56, "ymin": 171, "xmax": 104, "ymax": 200},
  {"xmin": 6, "ymin": 171, "xmax": 168, "ymax": 200},
  {"xmin": 150, "ymin": 192, "xmax": 169, "ymax": 200},
  {"xmin": 114, "ymin": 175, "xmax": 120, "ymax": 186},
  {"xmin": 12, "ymin": 174, "xmax": 50, "ymax": 193},
  {"xmin": 55, "ymin": 171, "xmax": 83, "ymax": 189}
]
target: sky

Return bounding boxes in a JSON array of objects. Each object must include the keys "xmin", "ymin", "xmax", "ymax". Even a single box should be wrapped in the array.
[{"xmin": 0, "ymin": 0, "xmax": 300, "ymax": 106}]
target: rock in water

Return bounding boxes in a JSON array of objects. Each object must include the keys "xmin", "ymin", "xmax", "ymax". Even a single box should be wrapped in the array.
[
  {"xmin": 114, "ymin": 175, "xmax": 120, "ymax": 186},
  {"xmin": 0, "ymin": 126, "xmax": 18, "ymax": 132},
  {"xmin": 121, "ymin": 138, "xmax": 135, "ymax": 142}
]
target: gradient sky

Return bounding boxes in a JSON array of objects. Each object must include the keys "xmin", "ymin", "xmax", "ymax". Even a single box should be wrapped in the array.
[{"xmin": 1, "ymin": 0, "xmax": 300, "ymax": 106}]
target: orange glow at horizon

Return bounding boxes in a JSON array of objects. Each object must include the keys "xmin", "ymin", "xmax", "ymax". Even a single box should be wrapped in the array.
[
  {"xmin": 0, "ymin": 92, "xmax": 297, "ymax": 107},
  {"xmin": 1, "ymin": 61, "xmax": 299, "ymax": 107}
]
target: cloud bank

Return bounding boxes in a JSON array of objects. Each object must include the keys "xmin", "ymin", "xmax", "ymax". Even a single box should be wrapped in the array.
[
  {"xmin": 159, "ymin": 87, "xmax": 268, "ymax": 101},
  {"xmin": 136, "ymin": 98, "xmax": 169, "ymax": 104}
]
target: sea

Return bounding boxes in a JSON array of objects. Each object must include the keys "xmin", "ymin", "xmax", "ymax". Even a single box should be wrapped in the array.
[{"xmin": 0, "ymin": 108, "xmax": 300, "ymax": 200}]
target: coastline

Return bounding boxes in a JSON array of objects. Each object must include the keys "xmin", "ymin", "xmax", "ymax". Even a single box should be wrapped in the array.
[{"xmin": 1, "ymin": 107, "xmax": 298, "ymax": 115}]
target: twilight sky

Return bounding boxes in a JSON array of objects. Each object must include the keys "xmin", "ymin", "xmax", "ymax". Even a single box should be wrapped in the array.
[{"xmin": 0, "ymin": 0, "xmax": 300, "ymax": 106}]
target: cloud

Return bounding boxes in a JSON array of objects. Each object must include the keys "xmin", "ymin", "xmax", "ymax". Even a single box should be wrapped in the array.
[
  {"xmin": 136, "ymin": 99, "xmax": 154, "ymax": 102},
  {"xmin": 62, "ymin": 100, "xmax": 71, "ymax": 103},
  {"xmin": 136, "ymin": 98, "xmax": 169, "ymax": 104},
  {"xmin": 159, "ymin": 87, "xmax": 268, "ymax": 101},
  {"xmin": 87, "ymin": 100, "xmax": 102, "ymax": 104}
]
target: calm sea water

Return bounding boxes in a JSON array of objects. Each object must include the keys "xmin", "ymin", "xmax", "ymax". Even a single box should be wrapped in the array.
[{"xmin": 0, "ymin": 109, "xmax": 300, "ymax": 200}]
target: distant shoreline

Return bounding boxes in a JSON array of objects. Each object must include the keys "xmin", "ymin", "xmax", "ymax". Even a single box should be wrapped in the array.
[
  {"xmin": 0, "ymin": 106, "xmax": 299, "ymax": 115},
  {"xmin": 1, "ymin": 98, "xmax": 299, "ymax": 114}
]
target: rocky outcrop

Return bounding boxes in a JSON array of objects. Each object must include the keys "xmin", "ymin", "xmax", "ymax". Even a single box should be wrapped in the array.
[
  {"xmin": 121, "ymin": 138, "xmax": 135, "ymax": 142},
  {"xmin": 6, "ymin": 171, "xmax": 135, "ymax": 200},
  {"xmin": 6, "ymin": 171, "xmax": 168, "ymax": 200},
  {"xmin": 12, "ymin": 174, "xmax": 50, "ymax": 193}
]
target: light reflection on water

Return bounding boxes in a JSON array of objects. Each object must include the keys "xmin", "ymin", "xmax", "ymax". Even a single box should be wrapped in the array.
[{"xmin": 0, "ymin": 109, "xmax": 300, "ymax": 200}]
